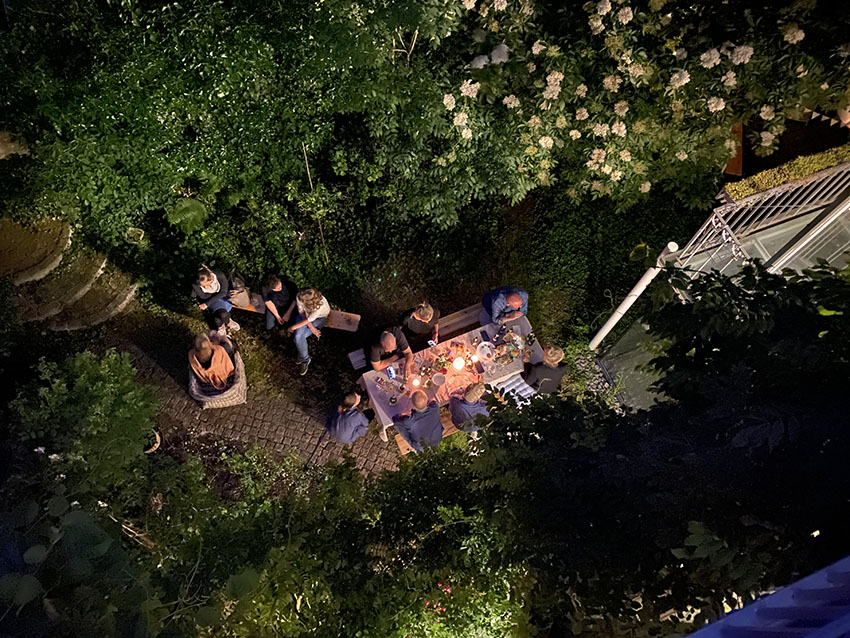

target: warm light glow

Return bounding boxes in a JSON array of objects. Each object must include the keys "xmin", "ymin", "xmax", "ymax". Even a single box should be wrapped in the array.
[
  {"xmin": 411, "ymin": 378, "xmax": 421, "ymax": 387},
  {"xmin": 471, "ymin": 354, "xmax": 479, "ymax": 363},
  {"xmin": 452, "ymin": 357, "xmax": 465, "ymax": 370}
]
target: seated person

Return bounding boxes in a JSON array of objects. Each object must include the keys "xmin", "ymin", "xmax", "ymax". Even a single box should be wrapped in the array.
[
  {"xmin": 192, "ymin": 265, "xmax": 240, "ymax": 333},
  {"xmin": 392, "ymin": 391, "xmax": 443, "ymax": 453},
  {"xmin": 370, "ymin": 326, "xmax": 414, "ymax": 372},
  {"xmin": 402, "ymin": 301, "xmax": 440, "ymax": 351},
  {"xmin": 188, "ymin": 332, "xmax": 235, "ymax": 395},
  {"xmin": 284, "ymin": 288, "xmax": 331, "ymax": 376},
  {"xmin": 262, "ymin": 274, "xmax": 291, "ymax": 331},
  {"xmin": 325, "ymin": 392, "xmax": 373, "ymax": 444},
  {"xmin": 448, "ymin": 382, "xmax": 490, "ymax": 432},
  {"xmin": 522, "ymin": 346, "xmax": 568, "ymax": 394},
  {"xmin": 480, "ymin": 286, "xmax": 529, "ymax": 325}
]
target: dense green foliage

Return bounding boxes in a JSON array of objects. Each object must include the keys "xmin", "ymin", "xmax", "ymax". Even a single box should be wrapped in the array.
[{"xmin": 3, "ymin": 263, "xmax": 850, "ymax": 637}]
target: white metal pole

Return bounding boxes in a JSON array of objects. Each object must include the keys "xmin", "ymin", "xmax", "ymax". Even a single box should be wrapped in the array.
[{"xmin": 589, "ymin": 241, "xmax": 678, "ymax": 351}]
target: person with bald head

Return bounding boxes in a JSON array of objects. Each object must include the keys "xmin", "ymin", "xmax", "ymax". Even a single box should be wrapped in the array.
[
  {"xmin": 391, "ymin": 390, "xmax": 443, "ymax": 452},
  {"xmin": 449, "ymin": 382, "xmax": 490, "ymax": 432},
  {"xmin": 480, "ymin": 286, "xmax": 529, "ymax": 325},
  {"xmin": 325, "ymin": 391, "xmax": 372, "ymax": 444},
  {"xmin": 369, "ymin": 326, "xmax": 414, "ymax": 372}
]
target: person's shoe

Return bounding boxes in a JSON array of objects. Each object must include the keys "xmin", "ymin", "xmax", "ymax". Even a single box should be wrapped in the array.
[
  {"xmin": 298, "ymin": 359, "xmax": 310, "ymax": 376},
  {"xmin": 378, "ymin": 425, "xmax": 388, "ymax": 442},
  {"xmin": 216, "ymin": 324, "xmax": 228, "ymax": 338},
  {"xmin": 227, "ymin": 319, "xmax": 241, "ymax": 332}
]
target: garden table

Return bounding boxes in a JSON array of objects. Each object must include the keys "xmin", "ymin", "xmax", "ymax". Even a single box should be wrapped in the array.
[{"xmin": 361, "ymin": 316, "xmax": 544, "ymax": 427}]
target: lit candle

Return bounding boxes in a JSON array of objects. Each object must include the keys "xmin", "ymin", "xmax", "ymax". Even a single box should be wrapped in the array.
[
  {"xmin": 412, "ymin": 378, "xmax": 421, "ymax": 387},
  {"xmin": 471, "ymin": 354, "xmax": 479, "ymax": 363},
  {"xmin": 452, "ymin": 357, "xmax": 465, "ymax": 370}
]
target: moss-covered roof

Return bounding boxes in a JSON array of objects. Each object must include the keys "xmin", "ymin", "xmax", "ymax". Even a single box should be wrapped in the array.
[{"xmin": 726, "ymin": 143, "xmax": 850, "ymax": 201}]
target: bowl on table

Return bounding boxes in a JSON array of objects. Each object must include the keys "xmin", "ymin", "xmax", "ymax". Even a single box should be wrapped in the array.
[
  {"xmin": 477, "ymin": 341, "xmax": 496, "ymax": 361},
  {"xmin": 432, "ymin": 373, "xmax": 446, "ymax": 386}
]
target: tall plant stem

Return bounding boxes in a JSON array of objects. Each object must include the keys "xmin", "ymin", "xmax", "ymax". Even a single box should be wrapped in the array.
[{"xmin": 301, "ymin": 142, "xmax": 330, "ymax": 265}]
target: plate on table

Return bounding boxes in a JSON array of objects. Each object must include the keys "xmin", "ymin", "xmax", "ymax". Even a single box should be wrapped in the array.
[
  {"xmin": 433, "ymin": 373, "xmax": 446, "ymax": 386},
  {"xmin": 389, "ymin": 396, "xmax": 398, "ymax": 406},
  {"xmin": 477, "ymin": 341, "xmax": 496, "ymax": 361}
]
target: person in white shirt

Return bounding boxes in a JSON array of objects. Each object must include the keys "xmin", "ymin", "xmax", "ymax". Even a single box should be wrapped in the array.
[{"xmin": 283, "ymin": 288, "xmax": 331, "ymax": 375}]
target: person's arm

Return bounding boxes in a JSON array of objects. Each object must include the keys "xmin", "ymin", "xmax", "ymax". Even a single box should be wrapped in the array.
[
  {"xmin": 401, "ymin": 347, "xmax": 414, "ymax": 372},
  {"xmin": 505, "ymin": 309, "xmax": 524, "ymax": 321},
  {"xmin": 490, "ymin": 294, "xmax": 508, "ymax": 322},
  {"xmin": 282, "ymin": 299, "xmax": 296, "ymax": 322},
  {"xmin": 432, "ymin": 322, "xmax": 439, "ymax": 342},
  {"xmin": 204, "ymin": 272, "xmax": 230, "ymax": 305},
  {"xmin": 265, "ymin": 299, "xmax": 283, "ymax": 323},
  {"xmin": 519, "ymin": 290, "xmax": 529, "ymax": 316},
  {"xmin": 371, "ymin": 353, "xmax": 400, "ymax": 371}
]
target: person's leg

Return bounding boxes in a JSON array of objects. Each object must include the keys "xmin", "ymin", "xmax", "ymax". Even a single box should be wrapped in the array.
[{"xmin": 265, "ymin": 307, "xmax": 276, "ymax": 330}]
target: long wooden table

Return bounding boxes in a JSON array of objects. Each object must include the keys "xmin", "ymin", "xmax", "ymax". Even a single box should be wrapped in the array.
[{"xmin": 361, "ymin": 316, "xmax": 544, "ymax": 427}]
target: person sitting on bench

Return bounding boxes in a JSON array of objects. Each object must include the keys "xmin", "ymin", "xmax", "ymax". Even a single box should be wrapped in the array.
[
  {"xmin": 392, "ymin": 391, "xmax": 443, "ymax": 453},
  {"xmin": 325, "ymin": 392, "xmax": 373, "ymax": 444},
  {"xmin": 480, "ymin": 286, "xmax": 528, "ymax": 326},
  {"xmin": 402, "ymin": 301, "xmax": 440, "ymax": 351},
  {"xmin": 192, "ymin": 265, "xmax": 240, "ymax": 334},
  {"xmin": 522, "ymin": 346, "xmax": 567, "ymax": 394},
  {"xmin": 284, "ymin": 288, "xmax": 331, "ymax": 376},
  {"xmin": 262, "ymin": 274, "xmax": 291, "ymax": 331},
  {"xmin": 370, "ymin": 326, "xmax": 414, "ymax": 372},
  {"xmin": 188, "ymin": 332, "xmax": 236, "ymax": 396},
  {"xmin": 449, "ymin": 381, "xmax": 490, "ymax": 432}
]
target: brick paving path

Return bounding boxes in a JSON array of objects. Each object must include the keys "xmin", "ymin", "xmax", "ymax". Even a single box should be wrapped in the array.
[{"xmin": 113, "ymin": 337, "xmax": 399, "ymax": 476}]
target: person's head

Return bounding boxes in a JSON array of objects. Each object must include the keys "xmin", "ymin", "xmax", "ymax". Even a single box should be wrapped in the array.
[
  {"xmin": 506, "ymin": 291, "xmax": 524, "ymax": 310},
  {"xmin": 297, "ymin": 288, "xmax": 324, "ymax": 314},
  {"xmin": 380, "ymin": 330, "xmax": 397, "ymax": 352},
  {"xmin": 340, "ymin": 392, "xmax": 361, "ymax": 410},
  {"xmin": 265, "ymin": 274, "xmax": 282, "ymax": 291},
  {"xmin": 414, "ymin": 302, "xmax": 434, "ymax": 322},
  {"xmin": 464, "ymin": 382, "xmax": 486, "ymax": 403},
  {"xmin": 197, "ymin": 265, "xmax": 215, "ymax": 287},
  {"xmin": 411, "ymin": 390, "xmax": 428, "ymax": 412},
  {"xmin": 543, "ymin": 346, "xmax": 565, "ymax": 367},
  {"xmin": 193, "ymin": 333, "xmax": 213, "ymax": 364}
]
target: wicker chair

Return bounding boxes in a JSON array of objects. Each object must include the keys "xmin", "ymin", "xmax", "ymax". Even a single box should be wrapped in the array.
[{"xmin": 188, "ymin": 352, "xmax": 247, "ymax": 409}]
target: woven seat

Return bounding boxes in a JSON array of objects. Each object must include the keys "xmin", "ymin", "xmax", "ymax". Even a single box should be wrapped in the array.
[{"xmin": 188, "ymin": 352, "xmax": 247, "ymax": 409}]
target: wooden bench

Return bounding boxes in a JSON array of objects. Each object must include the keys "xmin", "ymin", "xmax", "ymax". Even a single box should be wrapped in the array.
[
  {"xmin": 232, "ymin": 291, "xmax": 360, "ymax": 332},
  {"xmin": 394, "ymin": 409, "xmax": 462, "ymax": 455},
  {"xmin": 348, "ymin": 303, "xmax": 483, "ymax": 370}
]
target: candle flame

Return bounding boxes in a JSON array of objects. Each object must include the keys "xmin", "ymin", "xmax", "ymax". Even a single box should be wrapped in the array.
[{"xmin": 452, "ymin": 357, "xmax": 465, "ymax": 370}]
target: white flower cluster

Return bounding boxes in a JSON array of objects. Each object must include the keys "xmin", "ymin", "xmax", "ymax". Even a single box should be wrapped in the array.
[
  {"xmin": 532, "ymin": 40, "xmax": 546, "ymax": 55},
  {"xmin": 725, "ymin": 138, "xmax": 739, "ymax": 154},
  {"xmin": 783, "ymin": 23, "xmax": 805, "ymax": 44},
  {"xmin": 628, "ymin": 63, "xmax": 645, "ymax": 78},
  {"xmin": 491, "ymin": 43, "xmax": 510, "ymax": 64},
  {"xmin": 503, "ymin": 94, "xmax": 520, "ymax": 108},
  {"xmin": 611, "ymin": 121, "xmax": 627, "ymax": 137},
  {"xmin": 443, "ymin": 94, "xmax": 456, "ymax": 111},
  {"xmin": 462, "ymin": 128, "xmax": 473, "ymax": 139},
  {"xmin": 493, "ymin": 0, "xmax": 507, "ymax": 10},
  {"xmin": 707, "ymin": 96, "xmax": 726, "ymax": 112},
  {"xmin": 640, "ymin": 181, "xmax": 652, "ymax": 193},
  {"xmin": 543, "ymin": 70, "xmax": 564, "ymax": 100},
  {"xmin": 576, "ymin": 83, "xmax": 588, "ymax": 97},
  {"xmin": 611, "ymin": 169, "xmax": 623, "ymax": 182},
  {"xmin": 597, "ymin": 0, "xmax": 611, "ymax": 15},
  {"xmin": 674, "ymin": 48, "xmax": 688, "ymax": 61},
  {"xmin": 669, "ymin": 70, "xmax": 690, "ymax": 89},
  {"xmin": 614, "ymin": 100, "xmax": 629, "ymax": 117},
  {"xmin": 700, "ymin": 48, "xmax": 721, "ymax": 69},
  {"xmin": 603, "ymin": 74, "xmax": 622, "ymax": 92},
  {"xmin": 460, "ymin": 79, "xmax": 481, "ymax": 98},
  {"xmin": 556, "ymin": 116, "xmax": 567, "ymax": 128},
  {"xmin": 462, "ymin": 0, "xmax": 476, "ymax": 9},
  {"xmin": 471, "ymin": 55, "xmax": 489, "ymax": 69},
  {"xmin": 760, "ymin": 131, "xmax": 776, "ymax": 146},
  {"xmin": 527, "ymin": 62, "xmax": 536, "ymax": 73},
  {"xmin": 592, "ymin": 122, "xmax": 610, "ymax": 137},
  {"xmin": 760, "ymin": 105, "xmax": 775, "ymax": 120},
  {"xmin": 730, "ymin": 45, "xmax": 754, "ymax": 65},
  {"xmin": 591, "ymin": 148, "xmax": 607, "ymax": 162},
  {"xmin": 722, "ymin": 71, "xmax": 737, "ymax": 88},
  {"xmin": 576, "ymin": 107, "xmax": 590, "ymax": 120},
  {"xmin": 619, "ymin": 149, "xmax": 631, "ymax": 161},
  {"xmin": 676, "ymin": 150, "xmax": 688, "ymax": 161},
  {"xmin": 539, "ymin": 136, "xmax": 554, "ymax": 149},
  {"xmin": 454, "ymin": 112, "xmax": 469, "ymax": 126},
  {"xmin": 570, "ymin": 129, "xmax": 582, "ymax": 140},
  {"xmin": 617, "ymin": 7, "xmax": 633, "ymax": 24},
  {"xmin": 528, "ymin": 115, "xmax": 542, "ymax": 128}
]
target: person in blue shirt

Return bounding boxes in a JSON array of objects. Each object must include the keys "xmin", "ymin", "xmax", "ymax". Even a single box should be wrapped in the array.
[
  {"xmin": 480, "ymin": 286, "xmax": 529, "ymax": 325},
  {"xmin": 392, "ymin": 391, "xmax": 443, "ymax": 452},
  {"xmin": 449, "ymin": 382, "xmax": 490, "ymax": 432},
  {"xmin": 325, "ymin": 392, "xmax": 371, "ymax": 444}
]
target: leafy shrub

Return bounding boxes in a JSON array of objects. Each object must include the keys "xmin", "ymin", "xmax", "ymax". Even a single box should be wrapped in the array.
[{"xmin": 10, "ymin": 350, "xmax": 158, "ymax": 493}]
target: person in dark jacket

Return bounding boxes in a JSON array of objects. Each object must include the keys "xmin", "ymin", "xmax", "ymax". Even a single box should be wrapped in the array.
[
  {"xmin": 192, "ymin": 265, "xmax": 240, "ymax": 333},
  {"xmin": 262, "ymin": 274, "xmax": 291, "ymax": 331},
  {"xmin": 325, "ymin": 392, "xmax": 372, "ymax": 444},
  {"xmin": 448, "ymin": 382, "xmax": 490, "ymax": 432},
  {"xmin": 392, "ymin": 391, "xmax": 443, "ymax": 452},
  {"xmin": 401, "ymin": 301, "xmax": 440, "ymax": 351},
  {"xmin": 522, "ymin": 346, "xmax": 567, "ymax": 394}
]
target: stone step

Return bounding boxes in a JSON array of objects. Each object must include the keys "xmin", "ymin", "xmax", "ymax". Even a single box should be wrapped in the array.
[
  {"xmin": 12, "ymin": 246, "xmax": 108, "ymax": 322},
  {"xmin": 0, "ymin": 217, "xmax": 72, "ymax": 284},
  {"xmin": 48, "ymin": 265, "xmax": 138, "ymax": 331}
]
